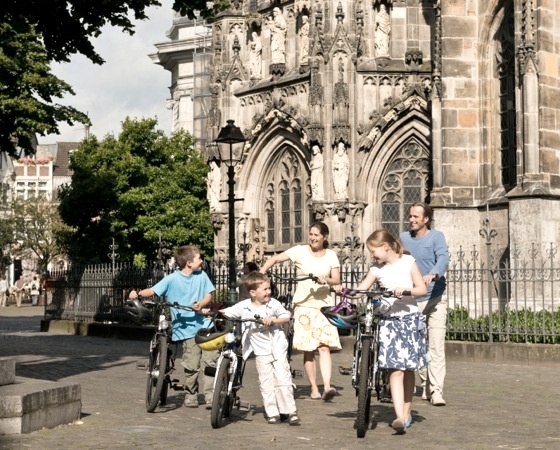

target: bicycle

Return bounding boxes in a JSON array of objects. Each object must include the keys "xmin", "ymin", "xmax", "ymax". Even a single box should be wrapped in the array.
[
  {"xmin": 138, "ymin": 296, "xmax": 197, "ymax": 413},
  {"xmin": 267, "ymin": 271, "xmax": 320, "ymax": 368},
  {"xmin": 196, "ymin": 312, "xmax": 262, "ymax": 429},
  {"xmin": 325, "ymin": 287, "xmax": 407, "ymax": 438}
]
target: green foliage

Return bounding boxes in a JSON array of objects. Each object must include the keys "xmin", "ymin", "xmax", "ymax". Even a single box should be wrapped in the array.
[
  {"xmin": 447, "ymin": 306, "xmax": 560, "ymax": 344},
  {"xmin": 1, "ymin": 0, "xmax": 224, "ymax": 156},
  {"xmin": 1, "ymin": 1, "xmax": 163, "ymax": 65},
  {"xmin": 0, "ymin": 212, "xmax": 16, "ymax": 271},
  {"xmin": 8, "ymin": 197, "xmax": 73, "ymax": 274},
  {"xmin": 58, "ymin": 117, "xmax": 213, "ymax": 265},
  {"xmin": 0, "ymin": 20, "xmax": 90, "ymax": 156},
  {"xmin": 172, "ymin": 0, "xmax": 230, "ymax": 21}
]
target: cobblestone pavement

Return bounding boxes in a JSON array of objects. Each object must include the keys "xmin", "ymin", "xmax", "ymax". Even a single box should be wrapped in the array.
[{"xmin": 1, "ymin": 305, "xmax": 560, "ymax": 450}]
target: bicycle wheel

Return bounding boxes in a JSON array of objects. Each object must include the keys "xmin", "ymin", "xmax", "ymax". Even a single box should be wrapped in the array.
[
  {"xmin": 159, "ymin": 346, "xmax": 173, "ymax": 406},
  {"xmin": 210, "ymin": 357, "xmax": 231, "ymax": 429},
  {"xmin": 145, "ymin": 335, "xmax": 168, "ymax": 412},
  {"xmin": 356, "ymin": 336, "xmax": 372, "ymax": 438}
]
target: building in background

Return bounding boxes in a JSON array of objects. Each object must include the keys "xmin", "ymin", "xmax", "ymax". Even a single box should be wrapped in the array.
[
  {"xmin": 150, "ymin": 13, "xmax": 213, "ymax": 151},
  {"xmin": 155, "ymin": 1, "xmax": 560, "ymax": 266}
]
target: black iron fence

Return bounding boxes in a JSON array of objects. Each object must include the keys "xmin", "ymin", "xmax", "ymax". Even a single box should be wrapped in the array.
[{"xmin": 44, "ymin": 243, "xmax": 560, "ymax": 343}]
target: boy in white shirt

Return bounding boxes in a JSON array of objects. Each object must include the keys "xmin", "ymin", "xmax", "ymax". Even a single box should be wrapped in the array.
[{"xmin": 220, "ymin": 271, "xmax": 300, "ymax": 425}]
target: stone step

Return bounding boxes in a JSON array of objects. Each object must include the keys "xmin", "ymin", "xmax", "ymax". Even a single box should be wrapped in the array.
[
  {"xmin": 0, "ymin": 378, "xmax": 81, "ymax": 435},
  {"xmin": 0, "ymin": 357, "xmax": 16, "ymax": 386}
]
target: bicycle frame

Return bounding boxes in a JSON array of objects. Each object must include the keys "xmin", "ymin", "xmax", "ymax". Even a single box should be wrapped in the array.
[
  {"xmin": 336, "ymin": 288, "xmax": 393, "ymax": 438},
  {"xmin": 208, "ymin": 315, "xmax": 259, "ymax": 429},
  {"xmin": 212, "ymin": 333, "xmax": 243, "ymax": 395},
  {"xmin": 144, "ymin": 298, "xmax": 195, "ymax": 413}
]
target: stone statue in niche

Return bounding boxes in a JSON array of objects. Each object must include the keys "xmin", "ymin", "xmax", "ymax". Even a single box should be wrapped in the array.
[
  {"xmin": 374, "ymin": 4, "xmax": 391, "ymax": 58},
  {"xmin": 207, "ymin": 159, "xmax": 222, "ymax": 211},
  {"xmin": 299, "ymin": 15, "xmax": 310, "ymax": 66},
  {"xmin": 270, "ymin": 7, "xmax": 287, "ymax": 64},
  {"xmin": 249, "ymin": 31, "xmax": 262, "ymax": 78},
  {"xmin": 332, "ymin": 141, "xmax": 349, "ymax": 200},
  {"xmin": 310, "ymin": 144, "xmax": 324, "ymax": 200}
]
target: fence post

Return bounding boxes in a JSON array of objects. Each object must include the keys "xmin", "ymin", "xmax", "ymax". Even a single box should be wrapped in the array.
[{"xmin": 479, "ymin": 212, "xmax": 497, "ymax": 342}]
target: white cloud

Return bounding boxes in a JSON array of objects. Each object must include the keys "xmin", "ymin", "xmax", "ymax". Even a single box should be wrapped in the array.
[{"xmin": 39, "ymin": 1, "xmax": 174, "ymax": 144}]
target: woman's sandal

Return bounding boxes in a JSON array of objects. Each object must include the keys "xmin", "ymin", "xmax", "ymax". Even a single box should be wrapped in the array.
[
  {"xmin": 322, "ymin": 388, "xmax": 337, "ymax": 402},
  {"xmin": 339, "ymin": 365, "xmax": 351, "ymax": 375}
]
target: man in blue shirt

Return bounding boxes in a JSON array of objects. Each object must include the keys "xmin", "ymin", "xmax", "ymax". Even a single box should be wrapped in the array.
[
  {"xmin": 400, "ymin": 203, "xmax": 449, "ymax": 406},
  {"xmin": 130, "ymin": 245, "xmax": 217, "ymax": 408}
]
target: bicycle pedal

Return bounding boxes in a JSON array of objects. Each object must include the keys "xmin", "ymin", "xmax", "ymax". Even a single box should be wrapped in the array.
[
  {"xmin": 237, "ymin": 401, "xmax": 251, "ymax": 411},
  {"xmin": 136, "ymin": 359, "xmax": 148, "ymax": 370},
  {"xmin": 172, "ymin": 380, "xmax": 184, "ymax": 390}
]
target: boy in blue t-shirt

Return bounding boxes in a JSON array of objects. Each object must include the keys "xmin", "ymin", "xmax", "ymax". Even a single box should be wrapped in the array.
[{"xmin": 129, "ymin": 245, "xmax": 217, "ymax": 408}]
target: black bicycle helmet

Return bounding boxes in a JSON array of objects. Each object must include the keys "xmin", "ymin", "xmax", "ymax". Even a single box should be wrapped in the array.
[
  {"xmin": 123, "ymin": 298, "xmax": 152, "ymax": 324},
  {"xmin": 321, "ymin": 303, "xmax": 358, "ymax": 329}
]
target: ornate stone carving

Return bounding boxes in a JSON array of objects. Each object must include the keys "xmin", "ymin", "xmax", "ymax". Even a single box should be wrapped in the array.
[
  {"xmin": 270, "ymin": 7, "xmax": 287, "ymax": 64},
  {"xmin": 405, "ymin": 49, "xmax": 423, "ymax": 68},
  {"xmin": 332, "ymin": 141, "xmax": 350, "ymax": 201},
  {"xmin": 211, "ymin": 213, "xmax": 224, "ymax": 231},
  {"xmin": 207, "ymin": 159, "xmax": 222, "ymax": 212},
  {"xmin": 248, "ymin": 31, "xmax": 262, "ymax": 79},
  {"xmin": 299, "ymin": 15, "xmax": 310, "ymax": 66},
  {"xmin": 374, "ymin": 3, "xmax": 391, "ymax": 58},
  {"xmin": 310, "ymin": 144, "xmax": 325, "ymax": 201}
]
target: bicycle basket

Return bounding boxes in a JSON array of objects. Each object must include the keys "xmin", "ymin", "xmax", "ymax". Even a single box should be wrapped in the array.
[{"xmin": 321, "ymin": 301, "xmax": 358, "ymax": 329}]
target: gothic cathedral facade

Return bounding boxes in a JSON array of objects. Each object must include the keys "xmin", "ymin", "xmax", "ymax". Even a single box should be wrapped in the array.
[{"xmin": 153, "ymin": 1, "xmax": 560, "ymax": 264}]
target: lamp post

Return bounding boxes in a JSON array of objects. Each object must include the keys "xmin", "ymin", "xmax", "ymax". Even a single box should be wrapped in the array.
[{"xmin": 214, "ymin": 120, "xmax": 247, "ymax": 305}]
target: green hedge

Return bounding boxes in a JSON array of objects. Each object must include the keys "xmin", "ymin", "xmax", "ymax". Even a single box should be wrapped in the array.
[{"xmin": 447, "ymin": 307, "xmax": 560, "ymax": 344}]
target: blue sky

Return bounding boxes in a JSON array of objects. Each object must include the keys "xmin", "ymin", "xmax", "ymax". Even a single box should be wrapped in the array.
[{"xmin": 39, "ymin": 1, "xmax": 174, "ymax": 144}]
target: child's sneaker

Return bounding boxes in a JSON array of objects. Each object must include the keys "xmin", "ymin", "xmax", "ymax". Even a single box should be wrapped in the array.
[
  {"xmin": 183, "ymin": 397, "xmax": 198, "ymax": 408},
  {"xmin": 288, "ymin": 414, "xmax": 301, "ymax": 426}
]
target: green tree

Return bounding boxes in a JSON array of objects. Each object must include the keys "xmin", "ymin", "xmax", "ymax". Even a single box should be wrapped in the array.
[
  {"xmin": 0, "ymin": 0, "xmax": 229, "ymax": 156},
  {"xmin": 0, "ymin": 213, "xmax": 16, "ymax": 271},
  {"xmin": 58, "ymin": 117, "xmax": 213, "ymax": 264},
  {"xmin": 0, "ymin": 21, "xmax": 90, "ymax": 157},
  {"xmin": 10, "ymin": 197, "xmax": 73, "ymax": 275}
]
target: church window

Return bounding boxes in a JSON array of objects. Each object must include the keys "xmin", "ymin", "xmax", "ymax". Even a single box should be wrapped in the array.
[
  {"xmin": 380, "ymin": 141, "xmax": 430, "ymax": 236},
  {"xmin": 265, "ymin": 150, "xmax": 308, "ymax": 250}
]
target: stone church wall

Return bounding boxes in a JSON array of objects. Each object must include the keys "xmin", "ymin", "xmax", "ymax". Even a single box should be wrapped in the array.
[{"xmin": 153, "ymin": 1, "xmax": 560, "ymax": 264}]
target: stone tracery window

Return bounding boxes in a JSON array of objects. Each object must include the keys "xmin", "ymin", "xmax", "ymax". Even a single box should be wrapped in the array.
[
  {"xmin": 380, "ymin": 141, "xmax": 430, "ymax": 236},
  {"xmin": 494, "ymin": 5, "xmax": 517, "ymax": 191},
  {"xmin": 265, "ymin": 150, "xmax": 308, "ymax": 249}
]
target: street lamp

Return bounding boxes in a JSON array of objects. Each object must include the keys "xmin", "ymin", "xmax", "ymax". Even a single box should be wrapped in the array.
[{"xmin": 214, "ymin": 120, "xmax": 247, "ymax": 305}]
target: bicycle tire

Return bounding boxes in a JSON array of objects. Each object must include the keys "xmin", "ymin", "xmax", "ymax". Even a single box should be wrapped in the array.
[
  {"xmin": 210, "ymin": 357, "xmax": 231, "ymax": 429},
  {"xmin": 145, "ymin": 335, "xmax": 168, "ymax": 412},
  {"xmin": 356, "ymin": 336, "xmax": 372, "ymax": 438}
]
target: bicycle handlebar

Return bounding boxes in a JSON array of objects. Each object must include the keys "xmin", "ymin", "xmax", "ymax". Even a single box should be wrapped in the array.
[
  {"xmin": 332, "ymin": 288, "xmax": 412, "ymax": 298},
  {"xmin": 224, "ymin": 314, "xmax": 263, "ymax": 325},
  {"xmin": 141, "ymin": 298, "xmax": 198, "ymax": 313},
  {"xmin": 268, "ymin": 272, "xmax": 322, "ymax": 284}
]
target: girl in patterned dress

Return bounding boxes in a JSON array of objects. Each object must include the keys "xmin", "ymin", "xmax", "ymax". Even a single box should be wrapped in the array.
[{"xmin": 336, "ymin": 229, "xmax": 428, "ymax": 434}]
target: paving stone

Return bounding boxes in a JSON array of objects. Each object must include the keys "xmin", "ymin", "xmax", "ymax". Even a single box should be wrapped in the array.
[{"xmin": 1, "ymin": 306, "xmax": 559, "ymax": 449}]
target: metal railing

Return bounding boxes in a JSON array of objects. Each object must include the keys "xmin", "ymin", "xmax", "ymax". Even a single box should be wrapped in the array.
[{"xmin": 43, "ymin": 243, "xmax": 560, "ymax": 343}]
